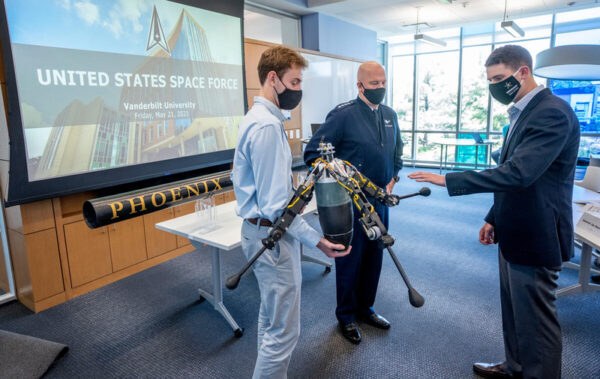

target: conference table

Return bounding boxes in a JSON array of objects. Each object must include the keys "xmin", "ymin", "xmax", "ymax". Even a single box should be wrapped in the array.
[
  {"xmin": 558, "ymin": 185, "xmax": 600, "ymax": 296},
  {"xmin": 430, "ymin": 137, "xmax": 497, "ymax": 174},
  {"xmin": 155, "ymin": 199, "xmax": 327, "ymax": 337}
]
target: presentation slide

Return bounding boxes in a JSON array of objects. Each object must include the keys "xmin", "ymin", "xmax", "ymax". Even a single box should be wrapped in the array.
[{"xmin": 3, "ymin": 0, "xmax": 245, "ymax": 182}]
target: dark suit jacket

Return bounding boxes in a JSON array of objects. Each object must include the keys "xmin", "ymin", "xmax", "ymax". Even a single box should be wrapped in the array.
[{"xmin": 446, "ymin": 88, "xmax": 580, "ymax": 268}]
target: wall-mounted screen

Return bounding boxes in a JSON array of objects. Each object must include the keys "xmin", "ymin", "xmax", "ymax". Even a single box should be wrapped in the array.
[
  {"xmin": 1, "ymin": 0, "xmax": 245, "ymax": 205},
  {"xmin": 300, "ymin": 52, "xmax": 361, "ymax": 140}
]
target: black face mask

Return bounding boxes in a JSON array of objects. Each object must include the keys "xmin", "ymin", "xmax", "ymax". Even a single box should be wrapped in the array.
[
  {"xmin": 275, "ymin": 76, "xmax": 302, "ymax": 110},
  {"xmin": 489, "ymin": 69, "xmax": 522, "ymax": 105},
  {"xmin": 360, "ymin": 82, "xmax": 386, "ymax": 105}
]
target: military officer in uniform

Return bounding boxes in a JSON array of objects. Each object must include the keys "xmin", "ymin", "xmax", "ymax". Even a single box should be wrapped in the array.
[{"xmin": 304, "ymin": 61, "xmax": 403, "ymax": 344}]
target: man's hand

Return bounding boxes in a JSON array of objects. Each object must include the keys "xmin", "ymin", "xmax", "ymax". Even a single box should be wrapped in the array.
[
  {"xmin": 407, "ymin": 172, "xmax": 446, "ymax": 187},
  {"xmin": 317, "ymin": 238, "xmax": 351, "ymax": 258},
  {"xmin": 385, "ymin": 178, "xmax": 396, "ymax": 195},
  {"xmin": 479, "ymin": 222, "xmax": 496, "ymax": 245}
]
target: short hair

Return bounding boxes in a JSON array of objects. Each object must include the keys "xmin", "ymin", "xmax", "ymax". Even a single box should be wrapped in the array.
[
  {"xmin": 485, "ymin": 45, "xmax": 533, "ymax": 71},
  {"xmin": 257, "ymin": 46, "xmax": 308, "ymax": 86}
]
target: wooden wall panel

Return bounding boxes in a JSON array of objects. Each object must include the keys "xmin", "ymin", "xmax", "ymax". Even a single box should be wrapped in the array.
[
  {"xmin": 175, "ymin": 202, "xmax": 195, "ymax": 248},
  {"xmin": 59, "ymin": 192, "xmax": 95, "ymax": 218},
  {"xmin": 20, "ymin": 200, "xmax": 55, "ymax": 234},
  {"xmin": 64, "ymin": 221, "xmax": 112, "ymax": 287},
  {"xmin": 244, "ymin": 42, "xmax": 269, "ymax": 90},
  {"xmin": 247, "ymin": 89, "xmax": 260, "ymax": 108},
  {"xmin": 143, "ymin": 208, "xmax": 176, "ymax": 258},
  {"xmin": 223, "ymin": 190, "xmax": 236, "ymax": 203},
  {"xmin": 244, "ymin": 39, "xmax": 304, "ymax": 158},
  {"xmin": 25, "ymin": 228, "xmax": 64, "ymax": 301},
  {"xmin": 7, "ymin": 229, "xmax": 32, "ymax": 304},
  {"xmin": 108, "ymin": 217, "xmax": 147, "ymax": 272},
  {"xmin": 4, "ymin": 203, "xmax": 23, "ymax": 234},
  {"xmin": 283, "ymin": 106, "xmax": 302, "ymax": 131}
]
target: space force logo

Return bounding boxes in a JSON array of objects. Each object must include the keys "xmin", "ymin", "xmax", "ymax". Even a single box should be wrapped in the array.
[{"xmin": 146, "ymin": 5, "xmax": 171, "ymax": 56}]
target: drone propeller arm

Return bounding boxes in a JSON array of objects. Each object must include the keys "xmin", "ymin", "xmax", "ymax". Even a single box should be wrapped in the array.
[
  {"xmin": 340, "ymin": 160, "xmax": 400, "ymax": 207},
  {"xmin": 226, "ymin": 167, "xmax": 322, "ymax": 290}
]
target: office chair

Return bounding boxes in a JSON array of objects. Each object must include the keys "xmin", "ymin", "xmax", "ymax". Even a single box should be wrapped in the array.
[{"xmin": 574, "ymin": 166, "xmax": 600, "ymax": 192}]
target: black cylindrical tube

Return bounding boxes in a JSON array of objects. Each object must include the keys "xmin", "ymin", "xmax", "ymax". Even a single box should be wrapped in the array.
[
  {"xmin": 83, "ymin": 171, "xmax": 233, "ymax": 229},
  {"xmin": 315, "ymin": 175, "xmax": 353, "ymax": 248}
]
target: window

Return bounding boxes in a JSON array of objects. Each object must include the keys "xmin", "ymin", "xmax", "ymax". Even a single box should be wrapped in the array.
[
  {"xmin": 376, "ymin": 40, "xmax": 387, "ymax": 69},
  {"xmin": 417, "ymin": 51, "xmax": 459, "ymax": 131},
  {"xmin": 415, "ymin": 132, "xmax": 457, "ymax": 163},
  {"xmin": 460, "ymin": 46, "xmax": 492, "ymax": 132},
  {"xmin": 579, "ymin": 136, "xmax": 600, "ymax": 158},
  {"xmin": 391, "ymin": 53, "xmax": 415, "ymax": 159},
  {"xmin": 382, "ymin": 4, "xmax": 597, "ymax": 167},
  {"xmin": 551, "ymin": 80, "xmax": 600, "ymax": 132},
  {"xmin": 391, "ymin": 56, "xmax": 414, "ymax": 131},
  {"xmin": 244, "ymin": 6, "xmax": 300, "ymax": 47}
]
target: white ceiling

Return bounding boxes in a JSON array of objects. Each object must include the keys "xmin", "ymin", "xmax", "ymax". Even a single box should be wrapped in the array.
[{"xmin": 249, "ymin": 0, "xmax": 600, "ymax": 40}]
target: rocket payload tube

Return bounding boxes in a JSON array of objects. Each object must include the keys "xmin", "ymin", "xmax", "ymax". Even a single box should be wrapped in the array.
[{"xmin": 83, "ymin": 171, "xmax": 232, "ymax": 229}]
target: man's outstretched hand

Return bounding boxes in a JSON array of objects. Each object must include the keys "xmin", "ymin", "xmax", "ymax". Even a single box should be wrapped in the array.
[
  {"xmin": 317, "ymin": 238, "xmax": 351, "ymax": 258},
  {"xmin": 407, "ymin": 172, "xmax": 446, "ymax": 187}
]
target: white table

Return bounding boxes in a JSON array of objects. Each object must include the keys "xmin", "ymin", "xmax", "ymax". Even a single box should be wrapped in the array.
[
  {"xmin": 557, "ymin": 185, "xmax": 600, "ymax": 296},
  {"xmin": 430, "ymin": 137, "xmax": 497, "ymax": 174},
  {"xmin": 156, "ymin": 199, "xmax": 328, "ymax": 337}
]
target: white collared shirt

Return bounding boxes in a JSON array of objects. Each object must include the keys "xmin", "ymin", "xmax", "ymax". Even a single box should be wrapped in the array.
[{"xmin": 505, "ymin": 84, "xmax": 545, "ymax": 143}]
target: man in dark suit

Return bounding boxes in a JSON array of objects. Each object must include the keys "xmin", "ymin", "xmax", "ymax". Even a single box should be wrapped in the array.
[
  {"xmin": 409, "ymin": 45, "xmax": 580, "ymax": 379},
  {"xmin": 304, "ymin": 61, "xmax": 403, "ymax": 344}
]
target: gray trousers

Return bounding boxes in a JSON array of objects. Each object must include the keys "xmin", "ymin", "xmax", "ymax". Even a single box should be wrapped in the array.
[
  {"xmin": 498, "ymin": 251, "xmax": 562, "ymax": 379},
  {"xmin": 241, "ymin": 220, "xmax": 302, "ymax": 379}
]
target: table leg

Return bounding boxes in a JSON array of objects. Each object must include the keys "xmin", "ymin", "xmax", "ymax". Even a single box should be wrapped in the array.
[
  {"xmin": 563, "ymin": 261, "xmax": 600, "ymax": 275},
  {"xmin": 557, "ymin": 243, "xmax": 600, "ymax": 296},
  {"xmin": 301, "ymin": 244, "xmax": 332, "ymax": 273},
  {"xmin": 193, "ymin": 243, "xmax": 244, "ymax": 337},
  {"xmin": 439, "ymin": 144, "xmax": 444, "ymax": 174},
  {"xmin": 475, "ymin": 145, "xmax": 479, "ymax": 170},
  {"xmin": 444, "ymin": 144, "xmax": 448, "ymax": 172}
]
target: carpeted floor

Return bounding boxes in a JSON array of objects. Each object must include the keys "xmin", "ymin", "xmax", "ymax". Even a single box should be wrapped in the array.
[
  {"xmin": 0, "ymin": 330, "xmax": 68, "ymax": 379},
  {"xmin": 0, "ymin": 168, "xmax": 598, "ymax": 378}
]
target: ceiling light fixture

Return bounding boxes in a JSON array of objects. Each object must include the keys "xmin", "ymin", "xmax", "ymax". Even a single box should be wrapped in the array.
[
  {"xmin": 501, "ymin": 0, "xmax": 524, "ymax": 37},
  {"xmin": 535, "ymin": 45, "xmax": 600, "ymax": 80},
  {"xmin": 413, "ymin": 7, "xmax": 447, "ymax": 47}
]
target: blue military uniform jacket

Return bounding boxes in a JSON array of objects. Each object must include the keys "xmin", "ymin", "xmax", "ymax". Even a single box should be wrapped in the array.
[{"xmin": 304, "ymin": 96, "xmax": 403, "ymax": 189}]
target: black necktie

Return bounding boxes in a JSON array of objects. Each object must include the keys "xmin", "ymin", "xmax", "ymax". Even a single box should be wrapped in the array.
[{"xmin": 374, "ymin": 108, "xmax": 382, "ymax": 144}]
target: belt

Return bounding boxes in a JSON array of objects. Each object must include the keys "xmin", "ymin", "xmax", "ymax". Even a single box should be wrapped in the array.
[{"xmin": 247, "ymin": 218, "xmax": 273, "ymax": 226}]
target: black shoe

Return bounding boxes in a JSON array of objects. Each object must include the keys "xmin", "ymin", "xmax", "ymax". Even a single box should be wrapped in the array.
[
  {"xmin": 359, "ymin": 312, "xmax": 391, "ymax": 330},
  {"xmin": 473, "ymin": 362, "xmax": 520, "ymax": 378},
  {"xmin": 338, "ymin": 322, "xmax": 361, "ymax": 344}
]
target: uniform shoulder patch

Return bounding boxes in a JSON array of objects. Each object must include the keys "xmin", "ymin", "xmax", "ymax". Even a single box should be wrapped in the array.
[{"xmin": 336, "ymin": 100, "xmax": 355, "ymax": 110}]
